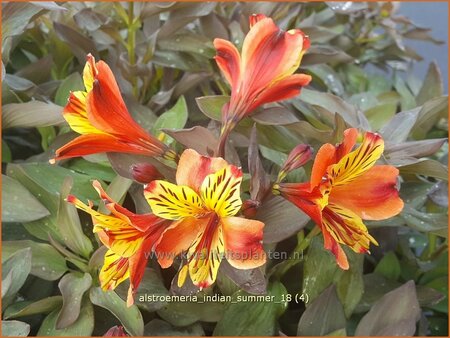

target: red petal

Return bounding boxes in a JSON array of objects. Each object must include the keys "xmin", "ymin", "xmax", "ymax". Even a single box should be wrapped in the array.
[
  {"xmin": 214, "ymin": 39, "xmax": 241, "ymax": 91},
  {"xmin": 278, "ymin": 182, "xmax": 323, "ymax": 225}
]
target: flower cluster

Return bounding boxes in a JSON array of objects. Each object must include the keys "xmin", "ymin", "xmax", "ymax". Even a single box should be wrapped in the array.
[{"xmin": 56, "ymin": 14, "xmax": 404, "ymax": 306}]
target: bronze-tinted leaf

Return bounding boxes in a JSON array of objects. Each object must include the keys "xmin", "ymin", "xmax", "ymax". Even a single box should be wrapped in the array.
[
  {"xmin": 297, "ymin": 285, "xmax": 346, "ymax": 336},
  {"xmin": 355, "ymin": 280, "xmax": 421, "ymax": 336}
]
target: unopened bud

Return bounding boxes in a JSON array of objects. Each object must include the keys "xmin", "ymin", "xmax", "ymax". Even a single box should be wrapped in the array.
[
  {"xmin": 103, "ymin": 326, "xmax": 128, "ymax": 337},
  {"xmin": 242, "ymin": 199, "xmax": 261, "ymax": 218},
  {"xmin": 277, "ymin": 144, "xmax": 313, "ymax": 182},
  {"xmin": 131, "ymin": 163, "xmax": 163, "ymax": 184}
]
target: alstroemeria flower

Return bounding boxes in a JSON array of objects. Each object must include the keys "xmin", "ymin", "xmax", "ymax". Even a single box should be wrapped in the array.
[
  {"xmin": 67, "ymin": 180, "xmax": 171, "ymax": 306},
  {"xmin": 51, "ymin": 54, "xmax": 176, "ymax": 163},
  {"xmin": 274, "ymin": 129, "xmax": 404, "ymax": 269},
  {"xmin": 214, "ymin": 14, "xmax": 312, "ymax": 153},
  {"xmin": 144, "ymin": 149, "xmax": 266, "ymax": 289}
]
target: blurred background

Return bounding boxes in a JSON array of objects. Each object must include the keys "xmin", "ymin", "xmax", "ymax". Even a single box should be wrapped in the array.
[{"xmin": 400, "ymin": 1, "xmax": 448, "ymax": 90}]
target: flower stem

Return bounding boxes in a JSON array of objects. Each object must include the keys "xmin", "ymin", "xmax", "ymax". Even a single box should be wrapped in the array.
[
  {"xmin": 127, "ymin": 2, "xmax": 138, "ymax": 98},
  {"xmin": 269, "ymin": 226, "xmax": 321, "ymax": 280}
]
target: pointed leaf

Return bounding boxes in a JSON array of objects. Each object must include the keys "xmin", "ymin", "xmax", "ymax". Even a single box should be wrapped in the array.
[
  {"xmin": 37, "ymin": 298, "xmax": 94, "ymax": 336},
  {"xmin": 56, "ymin": 273, "xmax": 92, "ymax": 329},
  {"xmin": 2, "ymin": 175, "xmax": 49, "ymax": 223},
  {"xmin": 89, "ymin": 287, "xmax": 144, "ymax": 336},
  {"xmin": 2, "ymin": 101, "xmax": 64, "ymax": 129},
  {"xmin": 2, "ymin": 240, "xmax": 67, "ymax": 281},
  {"xmin": 355, "ymin": 280, "xmax": 420, "ymax": 336},
  {"xmin": 297, "ymin": 285, "xmax": 346, "ymax": 335}
]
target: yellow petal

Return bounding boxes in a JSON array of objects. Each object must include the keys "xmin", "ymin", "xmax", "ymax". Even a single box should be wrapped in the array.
[
  {"xmin": 188, "ymin": 223, "xmax": 224, "ymax": 289},
  {"xmin": 66, "ymin": 195, "xmax": 143, "ymax": 257},
  {"xmin": 63, "ymin": 91, "xmax": 104, "ymax": 135},
  {"xmin": 177, "ymin": 264, "xmax": 189, "ymax": 288},
  {"xmin": 83, "ymin": 54, "xmax": 97, "ymax": 92},
  {"xmin": 144, "ymin": 180, "xmax": 205, "ymax": 220},
  {"xmin": 322, "ymin": 203, "xmax": 378, "ymax": 254},
  {"xmin": 99, "ymin": 249, "xmax": 130, "ymax": 291},
  {"xmin": 200, "ymin": 165, "xmax": 243, "ymax": 217},
  {"xmin": 328, "ymin": 132, "xmax": 384, "ymax": 187}
]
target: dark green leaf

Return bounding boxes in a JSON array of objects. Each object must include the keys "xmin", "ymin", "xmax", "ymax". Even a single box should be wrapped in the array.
[
  {"xmin": 57, "ymin": 177, "xmax": 94, "ymax": 258},
  {"xmin": 1, "ymin": 248, "xmax": 32, "ymax": 307},
  {"xmin": 89, "ymin": 287, "xmax": 144, "ymax": 336},
  {"xmin": 213, "ymin": 282, "xmax": 286, "ymax": 336},
  {"xmin": 374, "ymin": 251, "xmax": 401, "ymax": 280},
  {"xmin": 2, "ymin": 240, "xmax": 67, "ymax": 281},
  {"xmin": 54, "ymin": 72, "xmax": 84, "ymax": 106},
  {"xmin": 37, "ymin": 298, "xmax": 94, "ymax": 336},
  {"xmin": 153, "ymin": 96, "xmax": 188, "ymax": 145},
  {"xmin": 2, "ymin": 175, "xmax": 49, "ymax": 223},
  {"xmin": 144, "ymin": 319, "xmax": 204, "ymax": 336},
  {"xmin": 3, "ymin": 296, "xmax": 63, "ymax": 319},
  {"xmin": 2, "ymin": 101, "xmax": 64, "ymax": 129},
  {"xmin": 195, "ymin": 95, "xmax": 228, "ymax": 121}
]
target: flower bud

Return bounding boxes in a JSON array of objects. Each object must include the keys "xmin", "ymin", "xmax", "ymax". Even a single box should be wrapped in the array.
[
  {"xmin": 277, "ymin": 144, "xmax": 313, "ymax": 182},
  {"xmin": 131, "ymin": 163, "xmax": 163, "ymax": 184},
  {"xmin": 104, "ymin": 326, "xmax": 127, "ymax": 336}
]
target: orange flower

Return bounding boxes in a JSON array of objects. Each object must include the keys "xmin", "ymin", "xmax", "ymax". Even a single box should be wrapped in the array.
[
  {"xmin": 274, "ymin": 129, "xmax": 404, "ymax": 269},
  {"xmin": 51, "ymin": 54, "xmax": 176, "ymax": 163},
  {"xmin": 144, "ymin": 149, "xmax": 266, "ymax": 289},
  {"xmin": 67, "ymin": 180, "xmax": 171, "ymax": 306},
  {"xmin": 214, "ymin": 14, "xmax": 312, "ymax": 154}
]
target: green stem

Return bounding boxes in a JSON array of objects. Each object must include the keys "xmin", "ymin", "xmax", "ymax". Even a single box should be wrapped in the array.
[
  {"xmin": 269, "ymin": 226, "xmax": 321, "ymax": 280},
  {"xmin": 127, "ymin": 2, "xmax": 138, "ymax": 98}
]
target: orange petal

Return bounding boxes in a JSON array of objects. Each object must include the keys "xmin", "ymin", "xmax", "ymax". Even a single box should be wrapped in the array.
[
  {"xmin": 310, "ymin": 128, "xmax": 358, "ymax": 187},
  {"xmin": 335, "ymin": 128, "xmax": 358, "ymax": 161},
  {"xmin": 221, "ymin": 216, "xmax": 266, "ymax": 269},
  {"xmin": 176, "ymin": 148, "xmax": 228, "ymax": 192},
  {"xmin": 249, "ymin": 73, "xmax": 312, "ymax": 112},
  {"xmin": 329, "ymin": 165, "xmax": 404, "ymax": 220},
  {"xmin": 52, "ymin": 134, "xmax": 153, "ymax": 162},
  {"xmin": 154, "ymin": 217, "xmax": 207, "ymax": 268},
  {"xmin": 214, "ymin": 38, "xmax": 241, "ymax": 90},
  {"xmin": 86, "ymin": 62, "xmax": 168, "ymax": 157}
]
